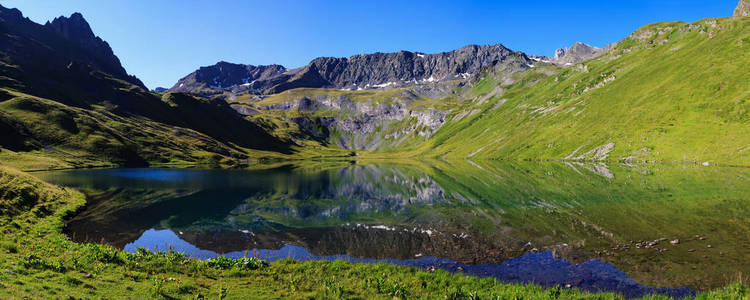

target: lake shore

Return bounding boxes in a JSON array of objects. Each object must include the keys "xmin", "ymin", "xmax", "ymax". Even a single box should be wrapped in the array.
[{"xmin": 1, "ymin": 164, "xmax": 748, "ymax": 299}]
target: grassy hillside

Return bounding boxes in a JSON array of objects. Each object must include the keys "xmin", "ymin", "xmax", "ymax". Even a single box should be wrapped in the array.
[
  {"xmin": 409, "ymin": 17, "xmax": 750, "ymax": 166},
  {"xmin": 0, "ymin": 87, "xmax": 364, "ymax": 171},
  {"xmin": 8, "ymin": 164, "xmax": 744, "ymax": 299},
  {"xmin": 0, "ymin": 88, "xmax": 289, "ymax": 170}
]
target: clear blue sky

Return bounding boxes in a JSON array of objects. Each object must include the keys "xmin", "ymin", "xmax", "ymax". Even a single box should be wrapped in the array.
[{"xmin": 1, "ymin": 0, "xmax": 739, "ymax": 89}]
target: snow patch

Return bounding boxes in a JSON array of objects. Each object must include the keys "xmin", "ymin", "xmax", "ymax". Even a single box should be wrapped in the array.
[
  {"xmin": 423, "ymin": 76, "xmax": 437, "ymax": 83},
  {"xmin": 373, "ymin": 82, "xmax": 398, "ymax": 88}
]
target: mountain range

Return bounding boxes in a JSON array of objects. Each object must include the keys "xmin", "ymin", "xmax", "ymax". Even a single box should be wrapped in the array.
[
  {"xmin": 168, "ymin": 41, "xmax": 613, "ymax": 96},
  {"xmin": 168, "ymin": 44, "xmax": 535, "ymax": 96},
  {"xmin": 2, "ymin": 1, "xmax": 750, "ymax": 169}
]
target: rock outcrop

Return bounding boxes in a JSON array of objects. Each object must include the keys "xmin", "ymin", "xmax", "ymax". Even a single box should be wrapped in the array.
[
  {"xmin": 736, "ymin": 0, "xmax": 750, "ymax": 16},
  {"xmin": 530, "ymin": 42, "xmax": 615, "ymax": 66}
]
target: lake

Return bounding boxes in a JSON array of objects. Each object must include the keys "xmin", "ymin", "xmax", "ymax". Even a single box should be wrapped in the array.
[{"xmin": 35, "ymin": 160, "xmax": 750, "ymax": 298}]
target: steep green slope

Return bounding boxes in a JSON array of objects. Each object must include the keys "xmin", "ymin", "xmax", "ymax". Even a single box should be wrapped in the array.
[{"xmin": 412, "ymin": 17, "xmax": 750, "ymax": 165}]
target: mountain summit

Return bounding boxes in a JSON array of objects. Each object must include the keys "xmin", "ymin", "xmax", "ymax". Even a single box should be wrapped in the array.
[
  {"xmin": 736, "ymin": 0, "xmax": 750, "ymax": 16},
  {"xmin": 44, "ymin": 12, "xmax": 146, "ymax": 88},
  {"xmin": 0, "ymin": 4, "xmax": 146, "ymax": 100}
]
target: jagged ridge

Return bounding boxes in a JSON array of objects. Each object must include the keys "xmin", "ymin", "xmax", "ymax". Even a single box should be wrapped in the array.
[{"xmin": 169, "ymin": 44, "xmax": 532, "ymax": 95}]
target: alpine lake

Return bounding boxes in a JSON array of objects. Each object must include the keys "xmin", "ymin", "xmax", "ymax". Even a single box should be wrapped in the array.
[{"xmin": 34, "ymin": 160, "xmax": 750, "ymax": 298}]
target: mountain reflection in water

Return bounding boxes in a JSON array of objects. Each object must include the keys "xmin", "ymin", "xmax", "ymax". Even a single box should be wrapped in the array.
[
  {"xmin": 35, "ymin": 160, "xmax": 750, "ymax": 296},
  {"xmin": 129, "ymin": 229, "xmax": 693, "ymax": 299}
]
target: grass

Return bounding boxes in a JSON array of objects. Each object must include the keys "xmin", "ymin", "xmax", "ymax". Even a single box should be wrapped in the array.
[
  {"xmin": 2, "ymin": 163, "xmax": 748, "ymax": 299},
  {"xmin": 0, "ymin": 88, "xmax": 364, "ymax": 171},
  {"xmin": 402, "ymin": 17, "xmax": 750, "ymax": 166}
]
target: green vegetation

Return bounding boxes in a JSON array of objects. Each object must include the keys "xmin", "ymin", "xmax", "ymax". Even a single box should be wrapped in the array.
[
  {"xmin": 0, "ymin": 88, "xmax": 363, "ymax": 171},
  {"xmin": 407, "ymin": 17, "xmax": 750, "ymax": 166},
  {"xmin": 1, "ymin": 164, "xmax": 747, "ymax": 299}
]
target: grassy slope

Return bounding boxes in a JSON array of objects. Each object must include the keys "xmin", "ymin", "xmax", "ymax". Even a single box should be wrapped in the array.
[
  {"xmin": 0, "ymin": 88, "xmax": 359, "ymax": 171},
  {"xmin": 7, "ymin": 164, "xmax": 736, "ymax": 299},
  {"xmin": 406, "ymin": 17, "xmax": 750, "ymax": 166}
]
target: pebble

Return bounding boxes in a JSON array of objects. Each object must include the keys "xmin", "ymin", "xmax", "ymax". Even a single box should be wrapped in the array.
[
  {"xmin": 82, "ymin": 273, "xmax": 92, "ymax": 278},
  {"xmin": 670, "ymin": 239, "xmax": 680, "ymax": 245},
  {"xmin": 706, "ymin": 245, "xmax": 712, "ymax": 248},
  {"xmin": 688, "ymin": 249, "xmax": 695, "ymax": 252}
]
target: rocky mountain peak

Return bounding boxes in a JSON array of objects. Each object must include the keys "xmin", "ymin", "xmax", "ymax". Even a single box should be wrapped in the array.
[
  {"xmin": 534, "ymin": 41, "xmax": 614, "ymax": 67},
  {"xmin": 1, "ymin": 5, "xmax": 146, "ymax": 93},
  {"xmin": 42, "ymin": 12, "xmax": 145, "ymax": 88},
  {"xmin": 0, "ymin": 5, "xmax": 24, "ymax": 22},
  {"xmin": 736, "ymin": 0, "xmax": 750, "ymax": 17},
  {"xmin": 46, "ymin": 12, "xmax": 96, "ymax": 41},
  {"xmin": 171, "ymin": 43, "xmax": 529, "ymax": 95}
]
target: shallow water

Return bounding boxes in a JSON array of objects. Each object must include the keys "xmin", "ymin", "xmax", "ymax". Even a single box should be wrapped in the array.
[{"xmin": 35, "ymin": 161, "xmax": 750, "ymax": 297}]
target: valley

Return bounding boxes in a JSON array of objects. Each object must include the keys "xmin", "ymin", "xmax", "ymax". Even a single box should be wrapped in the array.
[{"xmin": 1, "ymin": 1, "xmax": 750, "ymax": 299}]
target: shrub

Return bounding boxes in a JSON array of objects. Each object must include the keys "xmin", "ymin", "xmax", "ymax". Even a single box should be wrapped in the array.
[
  {"xmin": 205, "ymin": 256, "xmax": 267, "ymax": 271},
  {"xmin": 81, "ymin": 243, "xmax": 123, "ymax": 264}
]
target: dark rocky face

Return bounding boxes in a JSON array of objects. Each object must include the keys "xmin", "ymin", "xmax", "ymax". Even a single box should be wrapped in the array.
[
  {"xmin": 44, "ymin": 12, "xmax": 145, "ymax": 88},
  {"xmin": 0, "ymin": 4, "xmax": 146, "ymax": 96}
]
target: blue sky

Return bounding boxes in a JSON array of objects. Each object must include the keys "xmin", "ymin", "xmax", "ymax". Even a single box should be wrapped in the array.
[{"xmin": 2, "ymin": 0, "xmax": 739, "ymax": 89}]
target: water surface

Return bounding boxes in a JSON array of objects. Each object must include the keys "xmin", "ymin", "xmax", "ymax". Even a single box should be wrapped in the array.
[{"xmin": 36, "ymin": 161, "xmax": 750, "ymax": 298}]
